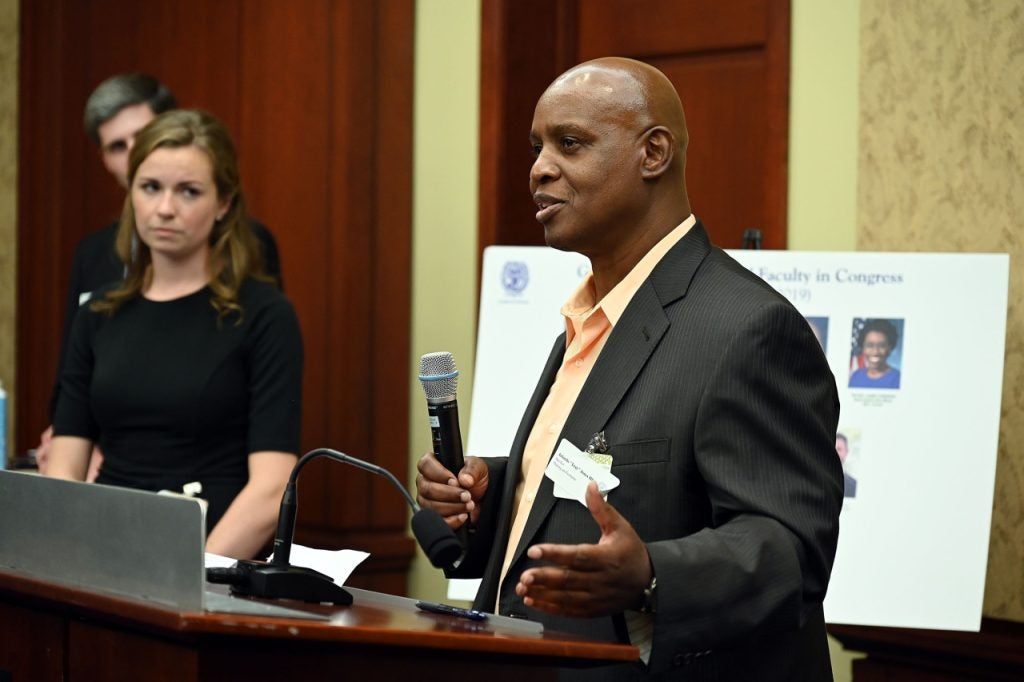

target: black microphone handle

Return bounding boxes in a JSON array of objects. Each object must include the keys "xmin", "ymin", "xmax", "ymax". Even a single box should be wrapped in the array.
[
  {"xmin": 425, "ymin": 399, "xmax": 472, "ymax": 550},
  {"xmin": 427, "ymin": 398, "xmax": 465, "ymax": 474}
]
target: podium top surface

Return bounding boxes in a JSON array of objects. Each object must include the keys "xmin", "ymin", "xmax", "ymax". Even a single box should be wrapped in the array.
[{"xmin": 0, "ymin": 568, "xmax": 638, "ymax": 666}]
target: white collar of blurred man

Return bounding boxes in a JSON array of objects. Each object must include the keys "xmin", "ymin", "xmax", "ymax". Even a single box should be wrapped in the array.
[{"xmin": 97, "ymin": 101, "xmax": 156, "ymax": 189}]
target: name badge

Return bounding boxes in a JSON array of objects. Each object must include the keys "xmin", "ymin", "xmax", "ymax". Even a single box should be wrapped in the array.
[{"xmin": 546, "ymin": 438, "xmax": 619, "ymax": 506}]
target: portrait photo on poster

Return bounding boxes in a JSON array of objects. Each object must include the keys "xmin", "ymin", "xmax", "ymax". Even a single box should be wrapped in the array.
[
  {"xmin": 849, "ymin": 318, "xmax": 904, "ymax": 389},
  {"xmin": 805, "ymin": 316, "xmax": 829, "ymax": 352},
  {"xmin": 834, "ymin": 428, "xmax": 861, "ymax": 501}
]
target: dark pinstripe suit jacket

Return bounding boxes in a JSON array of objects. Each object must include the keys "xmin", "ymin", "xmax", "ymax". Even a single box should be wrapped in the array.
[{"xmin": 452, "ymin": 222, "xmax": 842, "ymax": 681}]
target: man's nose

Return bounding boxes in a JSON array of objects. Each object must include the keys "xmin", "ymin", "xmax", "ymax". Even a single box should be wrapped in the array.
[{"xmin": 529, "ymin": 150, "xmax": 559, "ymax": 189}]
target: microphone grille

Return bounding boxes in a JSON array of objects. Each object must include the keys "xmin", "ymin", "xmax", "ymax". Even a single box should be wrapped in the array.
[{"xmin": 418, "ymin": 351, "xmax": 459, "ymax": 400}]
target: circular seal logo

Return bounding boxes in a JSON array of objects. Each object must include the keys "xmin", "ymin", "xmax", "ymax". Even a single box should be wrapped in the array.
[{"xmin": 501, "ymin": 261, "xmax": 529, "ymax": 296}]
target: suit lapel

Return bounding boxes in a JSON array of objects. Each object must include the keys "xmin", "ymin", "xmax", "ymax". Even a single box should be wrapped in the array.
[
  {"xmin": 507, "ymin": 221, "xmax": 714, "ymax": 566},
  {"xmin": 478, "ymin": 333, "xmax": 565, "ymax": 608}
]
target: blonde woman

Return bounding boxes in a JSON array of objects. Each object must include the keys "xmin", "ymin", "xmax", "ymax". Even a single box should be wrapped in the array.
[{"xmin": 48, "ymin": 110, "xmax": 302, "ymax": 560}]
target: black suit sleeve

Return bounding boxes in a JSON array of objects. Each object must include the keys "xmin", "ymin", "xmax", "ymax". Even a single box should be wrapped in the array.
[
  {"xmin": 50, "ymin": 240, "xmax": 89, "ymax": 419},
  {"xmin": 445, "ymin": 456, "xmax": 508, "ymax": 579},
  {"xmin": 49, "ymin": 226, "xmax": 121, "ymax": 420}
]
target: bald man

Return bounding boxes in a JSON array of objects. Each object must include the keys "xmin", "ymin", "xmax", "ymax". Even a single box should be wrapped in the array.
[{"xmin": 417, "ymin": 58, "xmax": 842, "ymax": 681}]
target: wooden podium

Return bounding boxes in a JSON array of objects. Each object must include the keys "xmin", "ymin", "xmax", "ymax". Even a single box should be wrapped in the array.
[{"xmin": 0, "ymin": 568, "xmax": 638, "ymax": 681}]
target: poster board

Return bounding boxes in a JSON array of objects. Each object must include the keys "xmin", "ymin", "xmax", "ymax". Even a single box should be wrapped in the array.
[
  {"xmin": 729, "ymin": 250, "xmax": 1008, "ymax": 630},
  {"xmin": 455, "ymin": 245, "xmax": 1009, "ymax": 631}
]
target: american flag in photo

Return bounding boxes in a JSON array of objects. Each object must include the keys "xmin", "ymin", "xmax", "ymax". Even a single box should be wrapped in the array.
[{"xmin": 849, "ymin": 318, "xmax": 866, "ymax": 373}]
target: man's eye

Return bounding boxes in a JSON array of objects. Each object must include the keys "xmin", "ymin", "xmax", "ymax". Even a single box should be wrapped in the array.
[
  {"xmin": 560, "ymin": 137, "xmax": 580, "ymax": 151},
  {"xmin": 531, "ymin": 142, "xmax": 543, "ymax": 156},
  {"xmin": 107, "ymin": 141, "xmax": 127, "ymax": 153}
]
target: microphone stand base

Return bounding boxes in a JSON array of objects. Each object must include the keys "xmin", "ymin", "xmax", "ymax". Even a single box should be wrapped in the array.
[{"xmin": 228, "ymin": 560, "xmax": 353, "ymax": 605}]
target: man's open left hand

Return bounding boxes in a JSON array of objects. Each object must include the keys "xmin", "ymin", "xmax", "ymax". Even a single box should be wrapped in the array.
[{"xmin": 515, "ymin": 482, "xmax": 652, "ymax": 618}]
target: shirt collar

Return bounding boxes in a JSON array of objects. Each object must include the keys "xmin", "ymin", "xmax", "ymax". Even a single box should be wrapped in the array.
[{"xmin": 561, "ymin": 214, "xmax": 697, "ymax": 339}]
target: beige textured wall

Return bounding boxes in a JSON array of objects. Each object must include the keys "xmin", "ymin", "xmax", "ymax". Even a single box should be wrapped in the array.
[
  {"xmin": 408, "ymin": 0, "xmax": 481, "ymax": 604},
  {"xmin": 859, "ymin": 0, "xmax": 1024, "ymax": 620},
  {"xmin": 789, "ymin": 0, "xmax": 859, "ymax": 251},
  {"xmin": 0, "ymin": 0, "xmax": 17, "ymax": 466}
]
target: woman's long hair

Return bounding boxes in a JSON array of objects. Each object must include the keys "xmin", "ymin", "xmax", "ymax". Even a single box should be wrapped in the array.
[{"xmin": 91, "ymin": 109, "xmax": 267, "ymax": 322}]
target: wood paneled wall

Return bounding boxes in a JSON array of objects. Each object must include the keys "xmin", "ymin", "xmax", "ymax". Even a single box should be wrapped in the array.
[{"xmin": 16, "ymin": 0, "xmax": 415, "ymax": 592}]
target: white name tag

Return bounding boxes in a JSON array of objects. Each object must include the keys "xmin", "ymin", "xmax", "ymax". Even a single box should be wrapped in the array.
[{"xmin": 545, "ymin": 438, "xmax": 620, "ymax": 506}]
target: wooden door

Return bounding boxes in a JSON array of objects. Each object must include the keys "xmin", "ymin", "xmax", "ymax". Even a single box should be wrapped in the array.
[{"xmin": 480, "ymin": 0, "xmax": 791, "ymax": 251}]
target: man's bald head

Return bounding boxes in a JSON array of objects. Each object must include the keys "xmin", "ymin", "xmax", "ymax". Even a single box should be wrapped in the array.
[{"xmin": 545, "ymin": 57, "xmax": 688, "ymax": 169}]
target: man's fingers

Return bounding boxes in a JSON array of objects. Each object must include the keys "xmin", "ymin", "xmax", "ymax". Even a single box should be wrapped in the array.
[
  {"xmin": 416, "ymin": 452, "xmax": 481, "ymax": 531},
  {"xmin": 527, "ymin": 542, "xmax": 601, "ymax": 569},
  {"xmin": 584, "ymin": 481, "xmax": 624, "ymax": 536},
  {"xmin": 416, "ymin": 474, "xmax": 471, "ymax": 504},
  {"xmin": 417, "ymin": 452, "xmax": 455, "ymax": 482},
  {"xmin": 516, "ymin": 576, "xmax": 603, "ymax": 618},
  {"xmin": 518, "ymin": 562, "xmax": 598, "ymax": 590},
  {"xmin": 518, "ymin": 583, "xmax": 593, "ymax": 604},
  {"xmin": 459, "ymin": 456, "xmax": 490, "ymax": 499},
  {"xmin": 444, "ymin": 513, "xmax": 469, "ymax": 529}
]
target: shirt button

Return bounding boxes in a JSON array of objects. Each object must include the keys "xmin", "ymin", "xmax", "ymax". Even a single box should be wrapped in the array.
[
  {"xmin": 548, "ymin": 423, "xmax": 559, "ymax": 433},
  {"xmin": 575, "ymin": 359, "xmax": 583, "ymax": 368},
  {"xmin": 525, "ymin": 492, "xmax": 534, "ymax": 503}
]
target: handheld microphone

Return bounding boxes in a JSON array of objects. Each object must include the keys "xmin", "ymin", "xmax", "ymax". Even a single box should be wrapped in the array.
[
  {"xmin": 418, "ymin": 352, "xmax": 465, "ymax": 476},
  {"xmin": 418, "ymin": 352, "xmax": 473, "ymax": 548},
  {"xmin": 208, "ymin": 448, "xmax": 462, "ymax": 604}
]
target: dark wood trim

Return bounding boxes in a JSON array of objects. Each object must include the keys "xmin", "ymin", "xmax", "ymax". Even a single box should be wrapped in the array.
[
  {"xmin": 830, "ymin": 619, "xmax": 1024, "ymax": 681},
  {"xmin": 762, "ymin": 0, "xmax": 791, "ymax": 250},
  {"xmin": 477, "ymin": 0, "xmax": 578, "ymax": 257},
  {"xmin": 368, "ymin": 0, "xmax": 414, "ymax": 532},
  {"xmin": 477, "ymin": 0, "xmax": 505, "ymax": 256}
]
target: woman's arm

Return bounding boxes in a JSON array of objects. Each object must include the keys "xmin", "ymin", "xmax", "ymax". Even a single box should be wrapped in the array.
[
  {"xmin": 45, "ymin": 435, "xmax": 93, "ymax": 481},
  {"xmin": 205, "ymin": 450, "xmax": 297, "ymax": 560}
]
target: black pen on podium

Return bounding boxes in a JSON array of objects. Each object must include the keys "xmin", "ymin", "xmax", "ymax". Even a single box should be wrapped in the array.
[{"xmin": 416, "ymin": 600, "xmax": 488, "ymax": 622}]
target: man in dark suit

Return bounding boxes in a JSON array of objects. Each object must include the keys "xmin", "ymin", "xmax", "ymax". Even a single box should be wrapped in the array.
[{"xmin": 417, "ymin": 57, "xmax": 842, "ymax": 680}]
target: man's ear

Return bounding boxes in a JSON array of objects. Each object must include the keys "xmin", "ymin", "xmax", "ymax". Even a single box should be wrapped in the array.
[{"xmin": 640, "ymin": 126, "xmax": 674, "ymax": 179}]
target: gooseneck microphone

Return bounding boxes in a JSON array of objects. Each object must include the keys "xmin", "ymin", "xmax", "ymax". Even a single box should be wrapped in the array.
[
  {"xmin": 209, "ymin": 448, "xmax": 462, "ymax": 604},
  {"xmin": 418, "ymin": 352, "xmax": 465, "ymax": 476}
]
